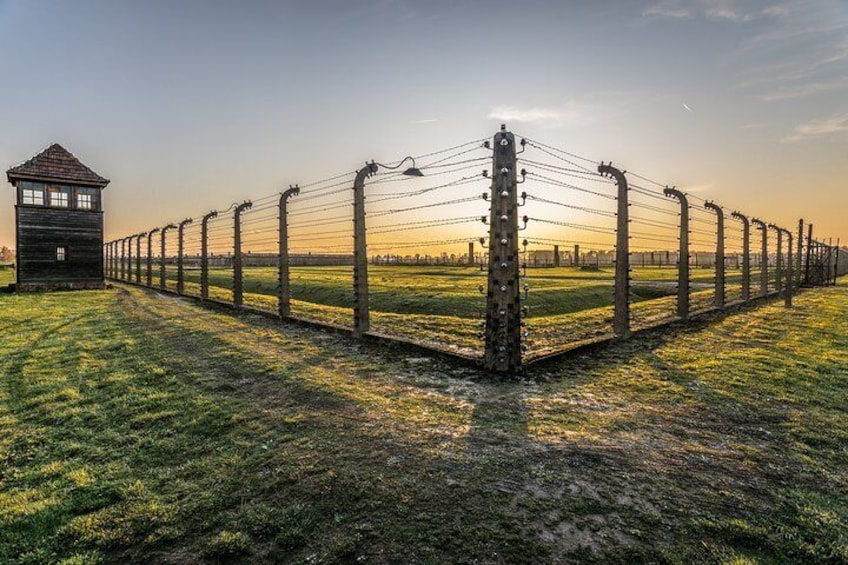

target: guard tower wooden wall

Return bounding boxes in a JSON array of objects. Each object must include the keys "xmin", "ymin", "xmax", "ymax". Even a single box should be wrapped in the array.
[{"xmin": 6, "ymin": 144, "xmax": 110, "ymax": 291}]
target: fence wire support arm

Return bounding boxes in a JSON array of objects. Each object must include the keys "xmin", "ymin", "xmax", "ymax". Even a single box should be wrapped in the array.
[
  {"xmin": 177, "ymin": 218, "xmax": 193, "ymax": 295},
  {"xmin": 704, "ymin": 201, "xmax": 726, "ymax": 308},
  {"xmin": 278, "ymin": 185, "xmax": 300, "ymax": 318},
  {"xmin": 664, "ymin": 187, "xmax": 690, "ymax": 319},
  {"xmin": 731, "ymin": 211, "xmax": 750, "ymax": 302},
  {"xmin": 233, "ymin": 201, "xmax": 253, "ymax": 306},
  {"xmin": 483, "ymin": 126, "xmax": 522, "ymax": 372},
  {"xmin": 599, "ymin": 162, "xmax": 630, "ymax": 339},
  {"xmin": 200, "ymin": 210, "xmax": 218, "ymax": 300}
]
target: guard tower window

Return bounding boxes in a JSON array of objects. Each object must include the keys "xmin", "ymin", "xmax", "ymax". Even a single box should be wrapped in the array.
[
  {"xmin": 48, "ymin": 186, "xmax": 70, "ymax": 208},
  {"xmin": 56, "ymin": 246, "xmax": 67, "ymax": 261},
  {"xmin": 77, "ymin": 193, "xmax": 93, "ymax": 210},
  {"xmin": 22, "ymin": 185, "xmax": 44, "ymax": 205}
]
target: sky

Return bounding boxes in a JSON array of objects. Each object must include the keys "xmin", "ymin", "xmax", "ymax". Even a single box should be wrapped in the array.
[{"xmin": 0, "ymin": 0, "xmax": 846, "ymax": 247}]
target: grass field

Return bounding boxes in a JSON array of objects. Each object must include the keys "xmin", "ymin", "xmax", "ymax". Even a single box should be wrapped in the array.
[
  {"xmin": 0, "ymin": 265, "xmax": 14, "ymax": 286},
  {"xmin": 153, "ymin": 264, "xmax": 776, "ymax": 356},
  {"xmin": 1, "ymin": 278, "xmax": 846, "ymax": 563}
]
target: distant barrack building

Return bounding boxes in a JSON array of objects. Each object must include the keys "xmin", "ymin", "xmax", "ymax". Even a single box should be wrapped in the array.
[{"xmin": 6, "ymin": 143, "xmax": 109, "ymax": 291}]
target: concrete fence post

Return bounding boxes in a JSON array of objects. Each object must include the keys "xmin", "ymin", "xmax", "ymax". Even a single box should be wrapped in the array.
[
  {"xmin": 200, "ymin": 210, "xmax": 218, "ymax": 300},
  {"xmin": 127, "ymin": 236, "xmax": 134, "ymax": 282},
  {"xmin": 751, "ymin": 218, "xmax": 768, "ymax": 297},
  {"xmin": 796, "ymin": 219, "xmax": 804, "ymax": 289},
  {"xmin": 468, "ymin": 241, "xmax": 475, "ymax": 267},
  {"xmin": 731, "ymin": 211, "xmax": 750, "ymax": 302},
  {"xmin": 769, "ymin": 224, "xmax": 782, "ymax": 294},
  {"xmin": 782, "ymin": 228, "xmax": 793, "ymax": 307},
  {"xmin": 705, "ymin": 201, "xmax": 725, "ymax": 308},
  {"xmin": 483, "ymin": 126, "xmax": 522, "ymax": 371},
  {"xmin": 135, "ymin": 234, "xmax": 143, "ymax": 284},
  {"xmin": 146, "ymin": 229, "xmax": 159, "ymax": 287},
  {"xmin": 804, "ymin": 223, "xmax": 813, "ymax": 285},
  {"xmin": 233, "ymin": 201, "xmax": 253, "ymax": 306},
  {"xmin": 599, "ymin": 162, "xmax": 630, "ymax": 339},
  {"xmin": 664, "ymin": 187, "xmax": 689, "ymax": 320},
  {"xmin": 119, "ymin": 238, "xmax": 126, "ymax": 280},
  {"xmin": 177, "ymin": 218, "xmax": 193, "ymax": 295},
  {"xmin": 353, "ymin": 162, "xmax": 378, "ymax": 338},
  {"xmin": 278, "ymin": 186, "xmax": 300, "ymax": 317},
  {"xmin": 160, "ymin": 224, "xmax": 176, "ymax": 290}
]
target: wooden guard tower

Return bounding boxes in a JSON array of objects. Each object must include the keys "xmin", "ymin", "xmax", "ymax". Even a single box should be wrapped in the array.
[{"xmin": 6, "ymin": 144, "xmax": 110, "ymax": 291}]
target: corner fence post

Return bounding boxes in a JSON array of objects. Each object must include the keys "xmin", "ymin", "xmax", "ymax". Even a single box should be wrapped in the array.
[
  {"xmin": 278, "ymin": 186, "xmax": 300, "ymax": 318},
  {"xmin": 146, "ymin": 229, "xmax": 159, "ymax": 287},
  {"xmin": 664, "ymin": 187, "xmax": 689, "ymax": 320},
  {"xmin": 782, "ymin": 228, "xmax": 793, "ymax": 307},
  {"xmin": 200, "ymin": 210, "xmax": 217, "ymax": 300},
  {"xmin": 705, "ymin": 201, "xmax": 725, "ymax": 308},
  {"xmin": 804, "ymin": 223, "xmax": 813, "ymax": 285},
  {"xmin": 484, "ymin": 126, "xmax": 522, "ymax": 371},
  {"xmin": 135, "ymin": 234, "xmax": 142, "ymax": 284},
  {"xmin": 177, "ymin": 218, "xmax": 192, "ymax": 295},
  {"xmin": 599, "ymin": 163, "xmax": 630, "ymax": 339},
  {"xmin": 233, "ymin": 201, "xmax": 253, "ymax": 306},
  {"xmin": 751, "ymin": 219, "xmax": 768, "ymax": 297},
  {"xmin": 353, "ymin": 163, "xmax": 378, "ymax": 338},
  {"xmin": 770, "ymin": 224, "xmax": 782, "ymax": 294},
  {"xmin": 731, "ymin": 211, "xmax": 750, "ymax": 301}
]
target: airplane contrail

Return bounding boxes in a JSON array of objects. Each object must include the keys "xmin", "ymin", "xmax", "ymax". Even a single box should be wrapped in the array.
[{"xmin": 682, "ymin": 103, "xmax": 693, "ymax": 113}]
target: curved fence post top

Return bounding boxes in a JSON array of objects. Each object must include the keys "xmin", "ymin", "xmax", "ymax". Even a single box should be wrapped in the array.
[
  {"xmin": 704, "ymin": 200, "xmax": 724, "ymax": 216},
  {"xmin": 179, "ymin": 217, "xmax": 193, "ymax": 228},
  {"xmin": 280, "ymin": 184, "xmax": 300, "ymax": 203},
  {"xmin": 202, "ymin": 210, "xmax": 218, "ymax": 222},
  {"xmin": 730, "ymin": 210, "xmax": 749, "ymax": 225}
]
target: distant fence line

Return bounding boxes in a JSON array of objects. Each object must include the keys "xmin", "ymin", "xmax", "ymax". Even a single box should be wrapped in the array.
[{"xmin": 105, "ymin": 126, "xmax": 847, "ymax": 373}]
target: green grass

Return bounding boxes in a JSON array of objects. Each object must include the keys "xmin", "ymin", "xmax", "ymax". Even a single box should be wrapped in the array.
[
  {"xmin": 123, "ymin": 264, "xmax": 785, "ymax": 357},
  {"xmin": 0, "ymin": 265, "xmax": 14, "ymax": 286},
  {"xmin": 1, "ymin": 278, "xmax": 847, "ymax": 563}
]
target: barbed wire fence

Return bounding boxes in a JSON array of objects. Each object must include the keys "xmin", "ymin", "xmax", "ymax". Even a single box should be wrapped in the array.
[{"xmin": 104, "ymin": 126, "xmax": 847, "ymax": 373}]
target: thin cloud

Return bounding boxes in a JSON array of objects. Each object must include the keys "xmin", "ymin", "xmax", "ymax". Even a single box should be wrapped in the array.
[
  {"xmin": 409, "ymin": 118, "xmax": 438, "ymax": 124},
  {"xmin": 642, "ymin": 0, "xmax": 763, "ymax": 23},
  {"xmin": 682, "ymin": 103, "xmax": 693, "ymax": 113},
  {"xmin": 487, "ymin": 104, "xmax": 593, "ymax": 127},
  {"xmin": 760, "ymin": 78, "xmax": 848, "ymax": 101},
  {"xmin": 781, "ymin": 113, "xmax": 848, "ymax": 143}
]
